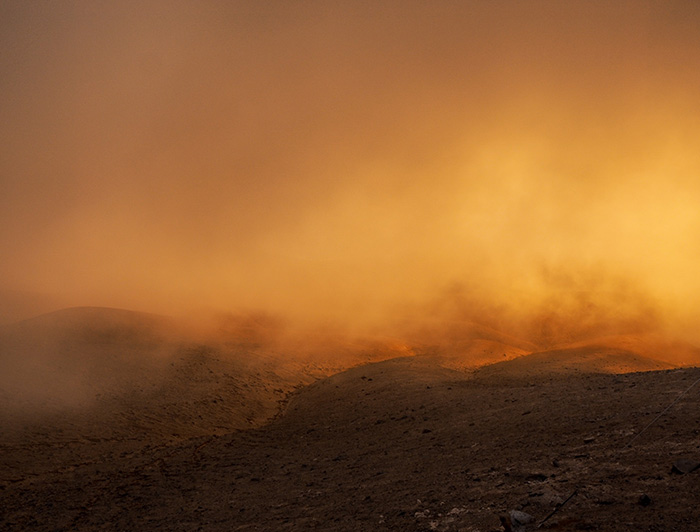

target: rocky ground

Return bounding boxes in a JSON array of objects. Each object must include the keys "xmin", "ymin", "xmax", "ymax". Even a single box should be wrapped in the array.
[{"xmin": 2, "ymin": 353, "xmax": 700, "ymax": 531}]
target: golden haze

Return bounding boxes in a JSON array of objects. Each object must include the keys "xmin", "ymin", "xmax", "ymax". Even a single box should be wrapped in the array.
[{"xmin": 1, "ymin": 1, "xmax": 700, "ymax": 345}]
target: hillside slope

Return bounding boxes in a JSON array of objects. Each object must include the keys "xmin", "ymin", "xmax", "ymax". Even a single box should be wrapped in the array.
[{"xmin": 2, "ymin": 356, "xmax": 700, "ymax": 531}]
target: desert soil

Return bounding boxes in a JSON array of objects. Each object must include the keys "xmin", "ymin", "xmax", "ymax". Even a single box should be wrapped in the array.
[{"xmin": 2, "ymin": 354, "xmax": 700, "ymax": 531}]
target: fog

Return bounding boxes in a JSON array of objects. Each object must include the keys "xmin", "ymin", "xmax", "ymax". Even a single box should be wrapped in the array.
[{"xmin": 2, "ymin": 1, "xmax": 700, "ymax": 344}]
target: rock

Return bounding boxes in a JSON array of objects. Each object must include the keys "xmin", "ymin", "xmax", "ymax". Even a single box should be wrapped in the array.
[
  {"xmin": 500, "ymin": 509, "xmax": 535, "ymax": 532},
  {"xmin": 510, "ymin": 510, "xmax": 535, "ymax": 526},
  {"xmin": 499, "ymin": 514, "xmax": 513, "ymax": 532},
  {"xmin": 671, "ymin": 458, "xmax": 700, "ymax": 475}
]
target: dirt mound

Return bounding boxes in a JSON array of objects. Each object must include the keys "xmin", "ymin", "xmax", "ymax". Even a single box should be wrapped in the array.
[
  {"xmin": 472, "ymin": 331, "xmax": 700, "ymax": 379},
  {"xmin": 560, "ymin": 333, "xmax": 700, "ymax": 367},
  {"xmin": 395, "ymin": 321, "xmax": 700, "ymax": 374},
  {"xmin": 475, "ymin": 346, "xmax": 675, "ymax": 379}
]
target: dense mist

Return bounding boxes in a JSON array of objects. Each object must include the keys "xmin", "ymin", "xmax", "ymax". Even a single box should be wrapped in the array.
[{"xmin": 2, "ymin": 1, "xmax": 700, "ymax": 343}]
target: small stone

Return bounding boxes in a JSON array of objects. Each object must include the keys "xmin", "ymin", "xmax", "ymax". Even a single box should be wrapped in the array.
[
  {"xmin": 510, "ymin": 510, "xmax": 535, "ymax": 526},
  {"xmin": 501, "ymin": 510, "xmax": 534, "ymax": 531},
  {"xmin": 671, "ymin": 458, "xmax": 700, "ymax": 474}
]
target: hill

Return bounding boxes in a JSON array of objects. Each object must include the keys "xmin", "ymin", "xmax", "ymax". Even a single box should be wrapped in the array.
[
  {"xmin": 2, "ymin": 307, "xmax": 700, "ymax": 530},
  {"xmin": 2, "ymin": 356, "xmax": 699, "ymax": 530}
]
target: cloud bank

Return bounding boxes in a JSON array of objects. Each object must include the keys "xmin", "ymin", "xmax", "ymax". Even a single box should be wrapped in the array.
[{"xmin": 2, "ymin": 1, "xmax": 700, "ymax": 341}]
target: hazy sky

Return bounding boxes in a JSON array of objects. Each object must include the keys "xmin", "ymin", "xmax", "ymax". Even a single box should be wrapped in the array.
[{"xmin": 2, "ymin": 1, "xmax": 700, "ymax": 332}]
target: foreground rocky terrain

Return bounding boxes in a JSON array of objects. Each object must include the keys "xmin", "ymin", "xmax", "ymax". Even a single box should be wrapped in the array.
[{"xmin": 2, "ymin": 308, "xmax": 700, "ymax": 531}]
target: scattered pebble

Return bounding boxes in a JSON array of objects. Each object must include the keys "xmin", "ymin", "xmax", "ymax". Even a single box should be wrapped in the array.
[{"xmin": 671, "ymin": 458, "xmax": 700, "ymax": 475}]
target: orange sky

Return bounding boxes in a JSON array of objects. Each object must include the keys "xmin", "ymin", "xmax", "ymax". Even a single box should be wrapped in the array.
[{"xmin": 2, "ymin": 1, "xmax": 700, "ymax": 338}]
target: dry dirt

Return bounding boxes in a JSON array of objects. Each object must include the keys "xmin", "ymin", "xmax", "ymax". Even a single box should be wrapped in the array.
[{"xmin": 2, "ymin": 309, "xmax": 700, "ymax": 531}]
